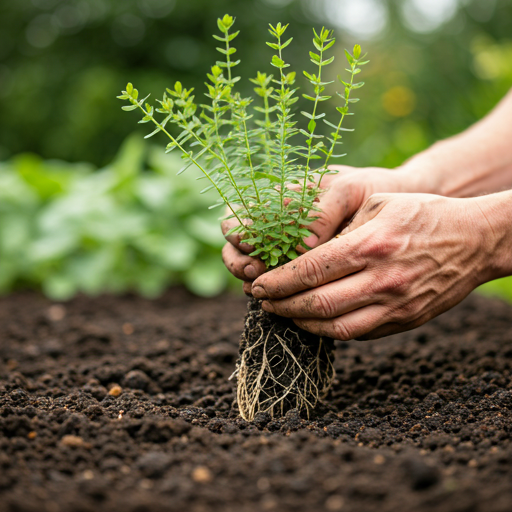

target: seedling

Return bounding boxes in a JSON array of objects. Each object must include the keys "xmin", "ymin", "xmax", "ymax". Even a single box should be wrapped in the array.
[{"xmin": 118, "ymin": 14, "xmax": 368, "ymax": 420}]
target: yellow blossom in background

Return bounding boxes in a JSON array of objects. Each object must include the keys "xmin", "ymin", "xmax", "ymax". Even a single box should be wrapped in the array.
[{"xmin": 382, "ymin": 85, "xmax": 416, "ymax": 117}]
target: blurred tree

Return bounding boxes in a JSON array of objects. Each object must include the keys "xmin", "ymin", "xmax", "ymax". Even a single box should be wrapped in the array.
[{"xmin": 1, "ymin": 0, "xmax": 511, "ymax": 167}]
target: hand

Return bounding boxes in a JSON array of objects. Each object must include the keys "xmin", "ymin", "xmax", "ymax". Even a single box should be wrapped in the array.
[
  {"xmin": 221, "ymin": 166, "xmax": 422, "ymax": 292},
  {"xmin": 249, "ymin": 193, "xmax": 497, "ymax": 340}
]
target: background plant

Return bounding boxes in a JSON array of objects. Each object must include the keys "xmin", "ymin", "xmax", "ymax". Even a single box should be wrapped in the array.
[{"xmin": 0, "ymin": 135, "xmax": 234, "ymax": 299}]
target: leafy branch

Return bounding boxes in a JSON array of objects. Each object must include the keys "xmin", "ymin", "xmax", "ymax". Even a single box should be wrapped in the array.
[{"xmin": 118, "ymin": 14, "xmax": 368, "ymax": 269}]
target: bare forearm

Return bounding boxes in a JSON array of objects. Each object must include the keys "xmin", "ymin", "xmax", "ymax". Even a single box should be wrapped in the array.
[
  {"xmin": 401, "ymin": 89, "xmax": 512, "ymax": 198},
  {"xmin": 473, "ymin": 188, "xmax": 512, "ymax": 282}
]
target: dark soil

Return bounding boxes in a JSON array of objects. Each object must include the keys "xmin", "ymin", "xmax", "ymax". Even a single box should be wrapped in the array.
[{"xmin": 0, "ymin": 289, "xmax": 511, "ymax": 512}]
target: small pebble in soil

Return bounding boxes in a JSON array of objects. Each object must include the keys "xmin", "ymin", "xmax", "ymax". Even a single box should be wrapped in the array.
[
  {"xmin": 60, "ymin": 435, "xmax": 91, "ymax": 449},
  {"xmin": 122, "ymin": 323, "xmax": 134, "ymax": 335},
  {"xmin": 257, "ymin": 477, "xmax": 270, "ymax": 492},
  {"xmin": 47, "ymin": 304, "xmax": 66, "ymax": 321},
  {"xmin": 123, "ymin": 370, "xmax": 150, "ymax": 390},
  {"xmin": 191, "ymin": 466, "xmax": 213, "ymax": 483},
  {"xmin": 108, "ymin": 384, "xmax": 123, "ymax": 397},
  {"xmin": 325, "ymin": 495, "xmax": 345, "ymax": 511}
]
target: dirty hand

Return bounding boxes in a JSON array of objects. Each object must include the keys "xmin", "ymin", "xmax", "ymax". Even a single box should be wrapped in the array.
[
  {"xmin": 221, "ymin": 166, "xmax": 422, "ymax": 292},
  {"xmin": 249, "ymin": 193, "xmax": 501, "ymax": 340}
]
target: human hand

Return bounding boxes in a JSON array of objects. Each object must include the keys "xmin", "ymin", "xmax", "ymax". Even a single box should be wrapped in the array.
[
  {"xmin": 221, "ymin": 166, "xmax": 422, "ymax": 292},
  {"xmin": 249, "ymin": 192, "xmax": 497, "ymax": 340}
]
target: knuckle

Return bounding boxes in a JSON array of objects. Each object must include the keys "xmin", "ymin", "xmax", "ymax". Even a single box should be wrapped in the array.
[
  {"xmin": 332, "ymin": 320, "xmax": 352, "ymax": 341},
  {"xmin": 372, "ymin": 271, "xmax": 408, "ymax": 295},
  {"xmin": 364, "ymin": 193, "xmax": 388, "ymax": 210},
  {"xmin": 311, "ymin": 209, "xmax": 333, "ymax": 230},
  {"xmin": 311, "ymin": 293, "xmax": 335, "ymax": 318},
  {"xmin": 361, "ymin": 232, "xmax": 397, "ymax": 259},
  {"xmin": 298, "ymin": 256, "xmax": 324, "ymax": 288}
]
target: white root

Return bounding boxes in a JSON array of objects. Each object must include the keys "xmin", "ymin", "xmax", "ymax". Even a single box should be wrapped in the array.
[{"xmin": 236, "ymin": 303, "xmax": 335, "ymax": 421}]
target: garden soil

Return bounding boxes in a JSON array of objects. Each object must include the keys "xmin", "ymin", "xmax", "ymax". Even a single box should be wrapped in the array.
[{"xmin": 0, "ymin": 289, "xmax": 511, "ymax": 512}]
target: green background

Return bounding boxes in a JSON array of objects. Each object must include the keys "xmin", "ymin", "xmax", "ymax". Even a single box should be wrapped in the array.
[{"xmin": 0, "ymin": 0, "xmax": 511, "ymax": 300}]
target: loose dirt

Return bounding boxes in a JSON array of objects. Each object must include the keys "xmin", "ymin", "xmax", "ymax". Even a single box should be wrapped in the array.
[{"xmin": 0, "ymin": 289, "xmax": 511, "ymax": 512}]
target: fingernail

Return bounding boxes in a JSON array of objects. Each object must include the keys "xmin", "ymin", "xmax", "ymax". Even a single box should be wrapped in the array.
[
  {"xmin": 252, "ymin": 284, "xmax": 267, "ymax": 299},
  {"xmin": 304, "ymin": 234, "xmax": 319, "ymax": 248},
  {"xmin": 244, "ymin": 264, "xmax": 257, "ymax": 279},
  {"xmin": 261, "ymin": 301, "xmax": 274, "ymax": 313}
]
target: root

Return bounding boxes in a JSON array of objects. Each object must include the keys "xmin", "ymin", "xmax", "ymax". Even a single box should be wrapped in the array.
[{"xmin": 235, "ymin": 298, "xmax": 335, "ymax": 421}]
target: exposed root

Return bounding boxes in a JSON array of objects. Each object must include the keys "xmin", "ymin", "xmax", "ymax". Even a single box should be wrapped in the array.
[{"xmin": 235, "ymin": 298, "xmax": 335, "ymax": 421}]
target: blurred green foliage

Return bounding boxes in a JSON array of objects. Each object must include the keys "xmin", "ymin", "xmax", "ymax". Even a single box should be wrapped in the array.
[
  {"xmin": 0, "ymin": 0, "xmax": 511, "ymax": 300},
  {"xmin": 0, "ymin": 135, "xmax": 235, "ymax": 299}
]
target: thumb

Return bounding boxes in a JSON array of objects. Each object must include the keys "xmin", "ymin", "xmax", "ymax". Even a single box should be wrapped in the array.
[
  {"xmin": 303, "ymin": 178, "xmax": 363, "ymax": 249},
  {"xmin": 339, "ymin": 194, "xmax": 391, "ymax": 236}
]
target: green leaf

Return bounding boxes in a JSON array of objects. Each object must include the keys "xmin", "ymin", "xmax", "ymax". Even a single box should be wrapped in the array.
[
  {"xmin": 324, "ymin": 39, "xmax": 336, "ymax": 51},
  {"xmin": 271, "ymin": 55, "xmax": 285, "ymax": 67},
  {"xmin": 308, "ymin": 119, "xmax": 317, "ymax": 133},
  {"xmin": 144, "ymin": 127, "xmax": 161, "ymax": 139},
  {"xmin": 254, "ymin": 172, "xmax": 280, "ymax": 183},
  {"xmin": 121, "ymin": 105, "xmax": 138, "ymax": 111},
  {"xmin": 281, "ymin": 37, "xmax": 293, "ymax": 49},
  {"xmin": 353, "ymin": 44, "xmax": 361, "ymax": 59},
  {"xmin": 322, "ymin": 56, "xmax": 335, "ymax": 66},
  {"xmin": 126, "ymin": 83, "xmax": 133, "ymax": 95},
  {"xmin": 217, "ymin": 18, "xmax": 227, "ymax": 34},
  {"xmin": 309, "ymin": 51, "xmax": 320, "ymax": 62},
  {"xmin": 344, "ymin": 49, "xmax": 354, "ymax": 64},
  {"xmin": 222, "ymin": 14, "xmax": 234, "ymax": 30}
]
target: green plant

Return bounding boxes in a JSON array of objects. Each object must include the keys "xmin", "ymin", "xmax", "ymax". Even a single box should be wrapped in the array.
[
  {"xmin": 0, "ymin": 136, "xmax": 233, "ymax": 299},
  {"xmin": 118, "ymin": 14, "xmax": 368, "ymax": 421},
  {"xmin": 118, "ymin": 14, "xmax": 367, "ymax": 268}
]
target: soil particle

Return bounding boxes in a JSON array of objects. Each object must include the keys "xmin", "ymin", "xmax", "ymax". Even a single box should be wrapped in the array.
[{"xmin": 0, "ymin": 289, "xmax": 512, "ymax": 512}]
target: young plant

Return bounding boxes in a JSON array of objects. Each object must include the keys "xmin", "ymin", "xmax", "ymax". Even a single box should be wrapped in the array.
[{"xmin": 118, "ymin": 14, "xmax": 368, "ymax": 420}]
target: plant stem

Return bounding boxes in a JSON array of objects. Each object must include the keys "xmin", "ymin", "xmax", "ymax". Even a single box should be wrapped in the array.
[
  {"xmin": 323, "ymin": 62, "xmax": 356, "ymax": 170},
  {"xmin": 301, "ymin": 44, "xmax": 324, "ymax": 214},
  {"xmin": 242, "ymin": 116, "xmax": 261, "ymax": 203},
  {"xmin": 276, "ymin": 34, "xmax": 287, "ymax": 218}
]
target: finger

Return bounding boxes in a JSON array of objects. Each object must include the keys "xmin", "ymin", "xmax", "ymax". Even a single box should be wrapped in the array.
[
  {"xmin": 221, "ymin": 217, "xmax": 254, "ymax": 254},
  {"xmin": 340, "ymin": 193, "xmax": 390, "ymax": 236},
  {"xmin": 303, "ymin": 180, "xmax": 357, "ymax": 248},
  {"xmin": 261, "ymin": 272, "xmax": 375, "ymax": 319},
  {"xmin": 243, "ymin": 281, "xmax": 253, "ymax": 295},
  {"xmin": 251, "ymin": 231, "xmax": 367, "ymax": 300},
  {"xmin": 292, "ymin": 304, "xmax": 388, "ymax": 341},
  {"xmin": 222, "ymin": 243, "xmax": 266, "ymax": 281}
]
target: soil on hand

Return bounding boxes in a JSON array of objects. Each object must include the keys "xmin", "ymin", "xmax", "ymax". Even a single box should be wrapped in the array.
[{"xmin": 0, "ymin": 289, "xmax": 511, "ymax": 512}]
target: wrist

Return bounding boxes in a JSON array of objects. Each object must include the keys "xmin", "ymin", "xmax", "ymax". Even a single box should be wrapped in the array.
[
  {"xmin": 471, "ymin": 190, "xmax": 512, "ymax": 283},
  {"xmin": 396, "ymin": 144, "xmax": 446, "ymax": 195}
]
